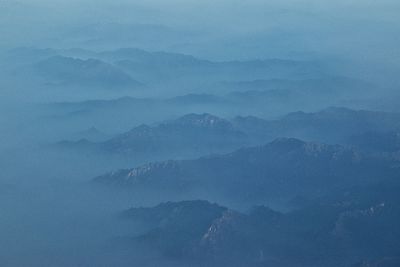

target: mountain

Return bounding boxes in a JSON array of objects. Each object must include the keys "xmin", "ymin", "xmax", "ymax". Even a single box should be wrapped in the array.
[
  {"xmin": 233, "ymin": 107, "xmax": 400, "ymax": 144},
  {"xmin": 53, "ymin": 113, "xmax": 252, "ymax": 162},
  {"xmin": 222, "ymin": 77, "xmax": 375, "ymax": 113},
  {"xmin": 99, "ymin": 113, "xmax": 248, "ymax": 158},
  {"xmin": 51, "ymin": 103, "xmax": 400, "ymax": 143},
  {"xmin": 167, "ymin": 94, "xmax": 227, "ymax": 105},
  {"xmin": 55, "ymin": 108, "xmax": 400, "ymax": 164},
  {"xmin": 51, "ymin": 96, "xmax": 157, "ymax": 111},
  {"xmin": 116, "ymin": 56, "xmax": 324, "ymax": 87},
  {"xmin": 1, "ymin": 47, "xmax": 58, "ymax": 67},
  {"xmin": 49, "ymin": 93, "xmax": 225, "ymax": 113},
  {"xmin": 5, "ymin": 47, "xmax": 325, "ymax": 91},
  {"xmin": 220, "ymin": 76, "xmax": 371, "ymax": 96},
  {"xmin": 69, "ymin": 127, "xmax": 110, "ymax": 142},
  {"xmin": 100, "ymin": 48, "xmax": 207, "ymax": 66},
  {"xmin": 121, "ymin": 180, "xmax": 400, "ymax": 266},
  {"xmin": 94, "ymin": 138, "xmax": 399, "ymax": 203},
  {"xmin": 347, "ymin": 131, "xmax": 400, "ymax": 153},
  {"xmin": 122, "ymin": 200, "xmax": 227, "ymax": 259},
  {"xmin": 32, "ymin": 56, "xmax": 143, "ymax": 88}
]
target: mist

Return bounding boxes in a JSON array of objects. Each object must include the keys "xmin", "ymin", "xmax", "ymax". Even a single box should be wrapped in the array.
[{"xmin": 1, "ymin": 0, "xmax": 400, "ymax": 266}]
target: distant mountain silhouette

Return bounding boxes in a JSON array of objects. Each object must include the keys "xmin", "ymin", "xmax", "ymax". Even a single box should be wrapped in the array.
[{"xmin": 33, "ymin": 56, "xmax": 143, "ymax": 88}]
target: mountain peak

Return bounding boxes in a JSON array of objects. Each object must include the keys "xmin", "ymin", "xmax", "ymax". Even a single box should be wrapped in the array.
[
  {"xmin": 172, "ymin": 113, "xmax": 233, "ymax": 129},
  {"xmin": 321, "ymin": 106, "xmax": 355, "ymax": 114},
  {"xmin": 268, "ymin": 137, "xmax": 306, "ymax": 148},
  {"xmin": 84, "ymin": 126, "xmax": 102, "ymax": 134}
]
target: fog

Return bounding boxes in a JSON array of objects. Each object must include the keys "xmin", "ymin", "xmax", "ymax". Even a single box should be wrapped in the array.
[{"xmin": 0, "ymin": 0, "xmax": 400, "ymax": 266}]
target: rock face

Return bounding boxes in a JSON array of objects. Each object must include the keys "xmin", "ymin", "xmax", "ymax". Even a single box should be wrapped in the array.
[
  {"xmin": 122, "ymin": 200, "xmax": 227, "ymax": 258},
  {"xmin": 95, "ymin": 137, "xmax": 398, "ymax": 203},
  {"xmin": 122, "ymin": 181, "xmax": 400, "ymax": 267}
]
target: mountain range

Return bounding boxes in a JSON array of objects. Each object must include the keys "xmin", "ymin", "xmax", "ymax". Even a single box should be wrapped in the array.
[
  {"xmin": 1, "ymin": 47, "xmax": 332, "ymax": 94},
  {"xmin": 56, "ymin": 108, "xmax": 400, "ymax": 162},
  {"xmin": 94, "ymin": 137, "xmax": 400, "ymax": 205},
  {"xmin": 32, "ymin": 56, "xmax": 143, "ymax": 89},
  {"xmin": 121, "ymin": 178, "xmax": 400, "ymax": 266}
]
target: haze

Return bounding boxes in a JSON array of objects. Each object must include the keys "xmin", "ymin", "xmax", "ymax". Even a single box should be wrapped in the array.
[{"xmin": 0, "ymin": 0, "xmax": 400, "ymax": 266}]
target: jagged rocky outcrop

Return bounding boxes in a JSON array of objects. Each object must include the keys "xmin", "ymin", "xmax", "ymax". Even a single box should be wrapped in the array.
[
  {"xmin": 122, "ymin": 180, "xmax": 400, "ymax": 266},
  {"xmin": 102, "ymin": 113, "xmax": 248, "ymax": 156},
  {"xmin": 95, "ymin": 138, "xmax": 399, "ymax": 203},
  {"xmin": 58, "ymin": 113, "xmax": 250, "ymax": 159},
  {"xmin": 122, "ymin": 200, "xmax": 227, "ymax": 258},
  {"xmin": 57, "ymin": 108, "xmax": 400, "ymax": 161}
]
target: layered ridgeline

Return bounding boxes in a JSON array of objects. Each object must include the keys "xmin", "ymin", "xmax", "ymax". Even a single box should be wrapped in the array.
[
  {"xmin": 120, "ymin": 179, "xmax": 400, "ymax": 267},
  {"xmin": 56, "ymin": 108, "xmax": 400, "ymax": 161},
  {"xmin": 56, "ymin": 113, "xmax": 250, "ymax": 160},
  {"xmin": 94, "ymin": 138, "xmax": 400, "ymax": 204},
  {"xmin": 2, "ymin": 47, "xmax": 379, "ymax": 112},
  {"xmin": 45, "ymin": 74, "xmax": 377, "ymax": 128},
  {"xmin": 32, "ymin": 56, "xmax": 144, "ymax": 89},
  {"xmin": 3, "ymin": 47, "xmax": 325, "ymax": 87}
]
